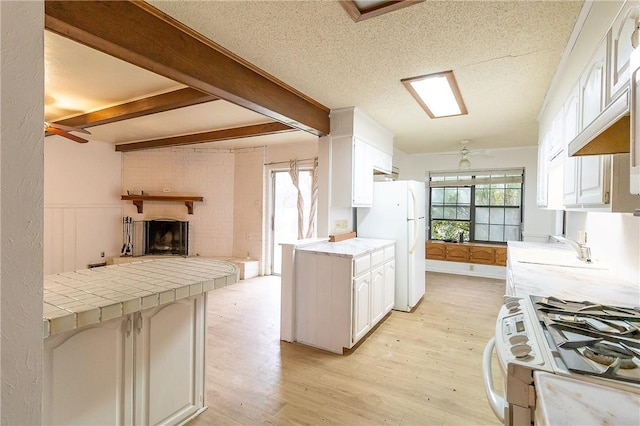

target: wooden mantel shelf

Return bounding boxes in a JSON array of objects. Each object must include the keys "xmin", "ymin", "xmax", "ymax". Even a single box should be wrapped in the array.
[{"xmin": 121, "ymin": 195, "xmax": 204, "ymax": 214}]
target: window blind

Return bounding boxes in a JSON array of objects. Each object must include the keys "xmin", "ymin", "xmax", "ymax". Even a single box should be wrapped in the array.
[{"xmin": 428, "ymin": 168, "xmax": 524, "ymax": 188}]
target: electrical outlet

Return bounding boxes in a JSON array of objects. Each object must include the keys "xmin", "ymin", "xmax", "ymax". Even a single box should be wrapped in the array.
[
  {"xmin": 335, "ymin": 220, "xmax": 348, "ymax": 231},
  {"xmin": 100, "ymin": 251, "xmax": 105, "ymax": 258},
  {"xmin": 163, "ymin": 188, "xmax": 170, "ymax": 193}
]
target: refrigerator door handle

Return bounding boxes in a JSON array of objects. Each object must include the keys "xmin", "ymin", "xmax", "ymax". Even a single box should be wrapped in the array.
[{"xmin": 408, "ymin": 188, "xmax": 419, "ymax": 254}]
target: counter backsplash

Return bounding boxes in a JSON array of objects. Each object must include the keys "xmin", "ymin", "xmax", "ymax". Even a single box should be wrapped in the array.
[{"xmin": 565, "ymin": 211, "xmax": 640, "ymax": 283}]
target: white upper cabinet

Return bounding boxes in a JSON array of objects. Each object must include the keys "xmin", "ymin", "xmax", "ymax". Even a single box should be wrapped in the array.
[
  {"xmin": 628, "ymin": 2, "xmax": 640, "ymax": 195},
  {"xmin": 563, "ymin": 85, "xmax": 580, "ymax": 205},
  {"xmin": 609, "ymin": 1, "xmax": 640, "ymax": 102},
  {"xmin": 327, "ymin": 107, "xmax": 394, "ymax": 209},
  {"xmin": 578, "ymin": 155, "xmax": 611, "ymax": 204},
  {"xmin": 631, "ymin": 43, "xmax": 640, "ymax": 194},
  {"xmin": 352, "ymin": 138, "xmax": 374, "ymax": 207},
  {"xmin": 580, "ymin": 39, "xmax": 607, "ymax": 130},
  {"xmin": 536, "ymin": 132, "xmax": 549, "ymax": 208}
]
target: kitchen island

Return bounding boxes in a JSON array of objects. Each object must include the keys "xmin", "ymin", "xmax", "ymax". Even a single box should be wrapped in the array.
[
  {"xmin": 43, "ymin": 258, "xmax": 239, "ymax": 426},
  {"xmin": 290, "ymin": 237, "xmax": 395, "ymax": 354}
]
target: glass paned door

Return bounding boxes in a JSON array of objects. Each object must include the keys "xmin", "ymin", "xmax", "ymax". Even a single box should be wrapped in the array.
[{"xmin": 271, "ymin": 170, "xmax": 313, "ymax": 275}]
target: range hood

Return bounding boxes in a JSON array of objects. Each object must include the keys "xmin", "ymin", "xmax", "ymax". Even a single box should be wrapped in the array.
[{"xmin": 568, "ymin": 90, "xmax": 630, "ymax": 156}]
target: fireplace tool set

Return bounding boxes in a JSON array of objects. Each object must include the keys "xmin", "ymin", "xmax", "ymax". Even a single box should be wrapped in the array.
[{"xmin": 121, "ymin": 216, "xmax": 133, "ymax": 256}]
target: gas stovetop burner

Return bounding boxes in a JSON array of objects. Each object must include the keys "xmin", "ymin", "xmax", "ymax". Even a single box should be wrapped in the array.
[
  {"xmin": 529, "ymin": 295, "xmax": 640, "ymax": 384},
  {"xmin": 583, "ymin": 345, "xmax": 637, "ymax": 369}
]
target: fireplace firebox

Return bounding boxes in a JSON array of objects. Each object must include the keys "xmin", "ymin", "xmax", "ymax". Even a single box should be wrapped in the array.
[{"xmin": 132, "ymin": 219, "xmax": 188, "ymax": 256}]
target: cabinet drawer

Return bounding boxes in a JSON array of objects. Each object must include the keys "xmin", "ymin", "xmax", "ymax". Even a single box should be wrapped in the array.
[
  {"xmin": 371, "ymin": 249, "xmax": 384, "ymax": 267},
  {"xmin": 384, "ymin": 245, "xmax": 395, "ymax": 261},
  {"xmin": 353, "ymin": 255, "xmax": 371, "ymax": 276}
]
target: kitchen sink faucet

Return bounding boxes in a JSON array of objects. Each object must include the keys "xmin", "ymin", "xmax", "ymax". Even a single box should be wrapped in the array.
[{"xmin": 551, "ymin": 235, "xmax": 592, "ymax": 263}]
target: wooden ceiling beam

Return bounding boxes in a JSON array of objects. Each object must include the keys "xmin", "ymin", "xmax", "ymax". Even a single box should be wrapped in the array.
[
  {"xmin": 52, "ymin": 87, "xmax": 218, "ymax": 130},
  {"xmin": 115, "ymin": 122, "xmax": 296, "ymax": 152},
  {"xmin": 45, "ymin": 1, "xmax": 330, "ymax": 136}
]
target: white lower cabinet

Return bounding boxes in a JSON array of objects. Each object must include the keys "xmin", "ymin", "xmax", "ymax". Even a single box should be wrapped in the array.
[
  {"xmin": 43, "ymin": 295, "xmax": 206, "ymax": 426},
  {"xmin": 294, "ymin": 240, "xmax": 395, "ymax": 354},
  {"xmin": 353, "ymin": 272, "xmax": 372, "ymax": 342},
  {"xmin": 369, "ymin": 264, "xmax": 385, "ymax": 326},
  {"xmin": 384, "ymin": 259, "xmax": 396, "ymax": 312}
]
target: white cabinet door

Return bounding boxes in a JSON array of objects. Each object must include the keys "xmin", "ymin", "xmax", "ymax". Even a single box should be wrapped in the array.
[
  {"xmin": 563, "ymin": 86, "xmax": 580, "ymax": 205},
  {"xmin": 383, "ymin": 260, "xmax": 395, "ymax": 313},
  {"xmin": 609, "ymin": 2, "xmax": 640, "ymax": 101},
  {"xmin": 136, "ymin": 296, "xmax": 204, "ymax": 426},
  {"xmin": 43, "ymin": 297, "xmax": 205, "ymax": 426},
  {"xmin": 43, "ymin": 318, "xmax": 127, "ymax": 426},
  {"xmin": 370, "ymin": 265, "xmax": 385, "ymax": 325},
  {"xmin": 631, "ymin": 46, "xmax": 640, "ymax": 194},
  {"xmin": 352, "ymin": 138, "xmax": 373, "ymax": 207},
  {"xmin": 578, "ymin": 155, "xmax": 611, "ymax": 205},
  {"xmin": 352, "ymin": 273, "xmax": 371, "ymax": 343},
  {"xmin": 537, "ymin": 132, "xmax": 549, "ymax": 208},
  {"xmin": 369, "ymin": 143, "xmax": 392, "ymax": 174},
  {"xmin": 581, "ymin": 39, "xmax": 607, "ymax": 130}
]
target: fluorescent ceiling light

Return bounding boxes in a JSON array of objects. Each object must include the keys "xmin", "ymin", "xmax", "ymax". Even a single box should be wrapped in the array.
[{"xmin": 401, "ymin": 71, "xmax": 468, "ymax": 118}]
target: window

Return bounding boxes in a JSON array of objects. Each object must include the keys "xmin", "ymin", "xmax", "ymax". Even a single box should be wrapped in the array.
[{"xmin": 428, "ymin": 169, "xmax": 524, "ymax": 243}]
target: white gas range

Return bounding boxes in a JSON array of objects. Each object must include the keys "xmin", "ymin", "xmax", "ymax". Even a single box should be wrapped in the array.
[{"xmin": 483, "ymin": 294, "xmax": 640, "ymax": 425}]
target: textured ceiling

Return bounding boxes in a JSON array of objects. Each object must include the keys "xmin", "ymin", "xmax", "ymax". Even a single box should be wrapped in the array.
[{"xmin": 45, "ymin": 1, "xmax": 583, "ymax": 154}]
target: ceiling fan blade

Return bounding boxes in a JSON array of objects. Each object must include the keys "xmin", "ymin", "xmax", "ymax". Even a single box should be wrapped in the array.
[
  {"xmin": 46, "ymin": 122, "xmax": 91, "ymax": 135},
  {"xmin": 469, "ymin": 149, "xmax": 492, "ymax": 157},
  {"xmin": 45, "ymin": 126, "xmax": 89, "ymax": 143}
]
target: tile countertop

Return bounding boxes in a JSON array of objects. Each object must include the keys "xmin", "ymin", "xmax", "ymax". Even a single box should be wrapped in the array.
[
  {"xmin": 43, "ymin": 258, "xmax": 239, "ymax": 339},
  {"xmin": 534, "ymin": 371, "xmax": 640, "ymax": 426},
  {"xmin": 507, "ymin": 241, "xmax": 640, "ymax": 307},
  {"xmin": 295, "ymin": 237, "xmax": 395, "ymax": 257}
]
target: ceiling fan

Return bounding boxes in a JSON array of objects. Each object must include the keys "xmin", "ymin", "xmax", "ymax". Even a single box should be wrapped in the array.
[
  {"xmin": 433, "ymin": 140, "xmax": 491, "ymax": 169},
  {"xmin": 44, "ymin": 122, "xmax": 91, "ymax": 144}
]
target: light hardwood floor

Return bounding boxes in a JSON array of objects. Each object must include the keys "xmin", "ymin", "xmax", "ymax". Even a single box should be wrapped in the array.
[{"xmin": 189, "ymin": 272, "xmax": 505, "ymax": 425}]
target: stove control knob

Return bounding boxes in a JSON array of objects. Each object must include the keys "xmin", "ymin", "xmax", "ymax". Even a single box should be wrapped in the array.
[
  {"xmin": 505, "ymin": 301, "xmax": 520, "ymax": 313},
  {"xmin": 503, "ymin": 296, "xmax": 521, "ymax": 304},
  {"xmin": 511, "ymin": 344, "xmax": 532, "ymax": 359},
  {"xmin": 509, "ymin": 335, "xmax": 528, "ymax": 345}
]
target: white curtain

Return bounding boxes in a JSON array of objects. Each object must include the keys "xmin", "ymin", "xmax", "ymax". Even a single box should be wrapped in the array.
[
  {"xmin": 289, "ymin": 159, "xmax": 304, "ymax": 239},
  {"xmin": 288, "ymin": 158, "xmax": 319, "ymax": 240},
  {"xmin": 305, "ymin": 158, "xmax": 318, "ymax": 238}
]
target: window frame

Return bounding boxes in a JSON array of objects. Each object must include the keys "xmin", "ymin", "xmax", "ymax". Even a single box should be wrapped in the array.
[{"xmin": 428, "ymin": 169, "xmax": 524, "ymax": 244}]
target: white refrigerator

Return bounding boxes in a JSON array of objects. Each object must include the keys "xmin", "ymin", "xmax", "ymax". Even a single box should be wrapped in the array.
[{"xmin": 356, "ymin": 180, "xmax": 426, "ymax": 312}]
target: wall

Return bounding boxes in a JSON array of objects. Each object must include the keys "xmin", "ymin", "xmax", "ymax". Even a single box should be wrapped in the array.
[
  {"xmin": 233, "ymin": 147, "xmax": 266, "ymax": 261},
  {"xmin": 121, "ymin": 142, "xmax": 319, "ymax": 275},
  {"xmin": 121, "ymin": 147, "xmax": 236, "ymax": 257},
  {"xmin": 565, "ymin": 211, "xmax": 640, "ymax": 282},
  {"xmin": 44, "ymin": 139, "xmax": 122, "ymax": 274},
  {"xmin": 0, "ymin": 1, "xmax": 44, "ymax": 423},
  {"xmin": 401, "ymin": 145, "xmax": 555, "ymax": 242}
]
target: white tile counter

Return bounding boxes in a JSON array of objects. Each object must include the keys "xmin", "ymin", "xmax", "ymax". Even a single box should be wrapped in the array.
[
  {"xmin": 534, "ymin": 371, "xmax": 640, "ymax": 426},
  {"xmin": 507, "ymin": 241, "xmax": 639, "ymax": 307},
  {"xmin": 43, "ymin": 257, "xmax": 239, "ymax": 338}
]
